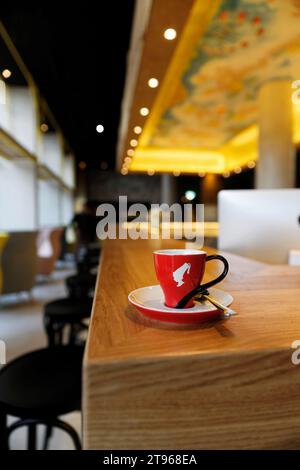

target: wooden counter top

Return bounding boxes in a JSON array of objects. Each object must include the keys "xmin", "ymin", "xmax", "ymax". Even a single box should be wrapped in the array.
[{"xmin": 83, "ymin": 238, "xmax": 300, "ymax": 450}]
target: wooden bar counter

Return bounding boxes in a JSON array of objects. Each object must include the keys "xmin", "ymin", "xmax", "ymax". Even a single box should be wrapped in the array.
[{"xmin": 83, "ymin": 238, "xmax": 300, "ymax": 449}]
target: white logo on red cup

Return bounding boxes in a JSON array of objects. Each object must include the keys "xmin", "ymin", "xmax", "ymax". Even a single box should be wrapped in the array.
[{"xmin": 172, "ymin": 262, "xmax": 191, "ymax": 287}]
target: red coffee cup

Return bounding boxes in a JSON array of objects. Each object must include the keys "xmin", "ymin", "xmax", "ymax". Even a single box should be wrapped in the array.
[{"xmin": 153, "ymin": 249, "xmax": 229, "ymax": 308}]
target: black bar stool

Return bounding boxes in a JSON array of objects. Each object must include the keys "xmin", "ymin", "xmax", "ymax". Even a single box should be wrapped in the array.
[
  {"xmin": 44, "ymin": 297, "xmax": 93, "ymax": 346},
  {"xmin": 76, "ymin": 245, "xmax": 100, "ymax": 275},
  {"xmin": 65, "ymin": 272, "xmax": 97, "ymax": 299},
  {"xmin": 0, "ymin": 345, "xmax": 83, "ymax": 450}
]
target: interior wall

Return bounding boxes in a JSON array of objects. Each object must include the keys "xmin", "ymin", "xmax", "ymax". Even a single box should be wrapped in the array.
[
  {"xmin": 0, "ymin": 158, "xmax": 36, "ymax": 230},
  {"xmin": 86, "ymin": 170, "xmax": 161, "ymax": 204},
  {"xmin": 9, "ymin": 86, "xmax": 37, "ymax": 154},
  {"xmin": 0, "ymin": 83, "xmax": 10, "ymax": 133},
  {"xmin": 62, "ymin": 190, "xmax": 74, "ymax": 225},
  {"xmin": 63, "ymin": 155, "xmax": 75, "ymax": 188},
  {"xmin": 38, "ymin": 180, "xmax": 61, "ymax": 227},
  {"xmin": 39, "ymin": 133, "xmax": 63, "ymax": 176}
]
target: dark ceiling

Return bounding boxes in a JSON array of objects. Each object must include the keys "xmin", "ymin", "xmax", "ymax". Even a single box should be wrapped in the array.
[{"xmin": 0, "ymin": 2, "xmax": 135, "ymax": 170}]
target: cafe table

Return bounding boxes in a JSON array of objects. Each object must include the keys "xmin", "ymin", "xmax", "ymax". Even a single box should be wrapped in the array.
[{"xmin": 83, "ymin": 238, "xmax": 300, "ymax": 449}]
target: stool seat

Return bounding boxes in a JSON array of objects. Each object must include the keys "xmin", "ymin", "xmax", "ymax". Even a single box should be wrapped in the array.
[
  {"xmin": 65, "ymin": 273, "xmax": 96, "ymax": 299},
  {"xmin": 44, "ymin": 297, "xmax": 93, "ymax": 323},
  {"xmin": 66, "ymin": 273, "xmax": 96, "ymax": 289},
  {"xmin": 0, "ymin": 346, "xmax": 83, "ymax": 419}
]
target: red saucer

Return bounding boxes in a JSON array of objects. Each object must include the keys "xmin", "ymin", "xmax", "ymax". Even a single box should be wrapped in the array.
[{"xmin": 128, "ymin": 285, "xmax": 233, "ymax": 325}]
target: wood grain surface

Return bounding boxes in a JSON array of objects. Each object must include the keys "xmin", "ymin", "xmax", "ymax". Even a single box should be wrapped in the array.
[{"xmin": 83, "ymin": 238, "xmax": 300, "ymax": 449}]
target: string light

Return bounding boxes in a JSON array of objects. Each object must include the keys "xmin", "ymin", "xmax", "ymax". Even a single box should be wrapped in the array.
[
  {"xmin": 130, "ymin": 139, "xmax": 138, "ymax": 147},
  {"xmin": 96, "ymin": 124, "xmax": 104, "ymax": 133},
  {"xmin": 40, "ymin": 123, "xmax": 49, "ymax": 133},
  {"xmin": 148, "ymin": 78, "xmax": 159, "ymax": 88},
  {"xmin": 140, "ymin": 107, "xmax": 149, "ymax": 116},
  {"xmin": 185, "ymin": 190, "xmax": 196, "ymax": 201},
  {"xmin": 2, "ymin": 69, "xmax": 11, "ymax": 79},
  {"xmin": 133, "ymin": 126, "xmax": 142, "ymax": 135},
  {"xmin": 164, "ymin": 28, "xmax": 177, "ymax": 40}
]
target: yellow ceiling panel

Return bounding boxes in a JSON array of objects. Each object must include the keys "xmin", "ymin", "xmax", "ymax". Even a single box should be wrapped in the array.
[{"xmin": 123, "ymin": 0, "xmax": 300, "ymax": 174}]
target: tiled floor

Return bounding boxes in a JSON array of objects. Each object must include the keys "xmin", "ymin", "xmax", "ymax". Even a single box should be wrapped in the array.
[{"xmin": 0, "ymin": 267, "xmax": 82, "ymax": 450}]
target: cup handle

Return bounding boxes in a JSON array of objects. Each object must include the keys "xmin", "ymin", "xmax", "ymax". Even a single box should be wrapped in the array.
[{"xmin": 175, "ymin": 254, "xmax": 229, "ymax": 309}]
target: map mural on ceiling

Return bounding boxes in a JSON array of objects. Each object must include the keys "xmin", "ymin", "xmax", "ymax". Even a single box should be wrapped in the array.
[{"xmin": 150, "ymin": 0, "xmax": 300, "ymax": 149}]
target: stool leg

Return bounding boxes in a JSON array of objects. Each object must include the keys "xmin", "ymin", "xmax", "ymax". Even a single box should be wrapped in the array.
[
  {"xmin": 27, "ymin": 423, "xmax": 36, "ymax": 450},
  {"xmin": 42, "ymin": 425, "xmax": 52, "ymax": 450},
  {"xmin": 51, "ymin": 419, "xmax": 81, "ymax": 450},
  {"xmin": 7, "ymin": 418, "xmax": 81, "ymax": 450},
  {"xmin": 44, "ymin": 317, "xmax": 55, "ymax": 347},
  {"xmin": 56, "ymin": 327, "xmax": 64, "ymax": 346},
  {"xmin": 68, "ymin": 324, "xmax": 76, "ymax": 345},
  {"xmin": 0, "ymin": 412, "xmax": 8, "ymax": 450},
  {"xmin": 68, "ymin": 427, "xmax": 81, "ymax": 450}
]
